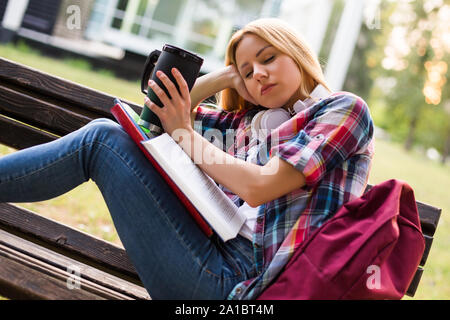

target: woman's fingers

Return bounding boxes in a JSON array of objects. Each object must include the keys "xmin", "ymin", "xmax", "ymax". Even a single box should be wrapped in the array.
[
  {"xmin": 144, "ymin": 97, "xmax": 164, "ymax": 118},
  {"xmin": 156, "ymin": 71, "xmax": 183, "ymax": 103},
  {"xmin": 148, "ymin": 78, "xmax": 172, "ymax": 108},
  {"xmin": 172, "ymin": 68, "xmax": 190, "ymax": 99},
  {"xmin": 145, "ymin": 69, "xmax": 192, "ymax": 135}
]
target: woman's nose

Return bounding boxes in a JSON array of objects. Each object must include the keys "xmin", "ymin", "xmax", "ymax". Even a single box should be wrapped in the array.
[{"xmin": 253, "ymin": 64, "xmax": 268, "ymax": 81}]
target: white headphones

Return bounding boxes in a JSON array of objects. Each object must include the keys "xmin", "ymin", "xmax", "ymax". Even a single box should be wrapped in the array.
[
  {"xmin": 251, "ymin": 108, "xmax": 292, "ymax": 141},
  {"xmin": 250, "ymin": 84, "xmax": 332, "ymax": 141}
]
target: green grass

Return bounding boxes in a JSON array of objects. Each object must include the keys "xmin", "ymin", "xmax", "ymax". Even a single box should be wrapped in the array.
[
  {"xmin": 0, "ymin": 41, "xmax": 143, "ymax": 105},
  {"xmin": 369, "ymin": 139, "xmax": 450, "ymax": 299},
  {"xmin": 1, "ymin": 42, "xmax": 449, "ymax": 299}
]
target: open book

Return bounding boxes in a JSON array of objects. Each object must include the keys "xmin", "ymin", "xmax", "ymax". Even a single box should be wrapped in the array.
[{"xmin": 111, "ymin": 99, "xmax": 246, "ymax": 242}]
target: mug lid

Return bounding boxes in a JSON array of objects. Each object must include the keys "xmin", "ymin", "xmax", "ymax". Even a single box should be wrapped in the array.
[{"xmin": 163, "ymin": 44, "xmax": 204, "ymax": 65}]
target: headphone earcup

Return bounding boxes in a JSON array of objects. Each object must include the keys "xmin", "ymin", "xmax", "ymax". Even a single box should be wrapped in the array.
[
  {"xmin": 251, "ymin": 109, "xmax": 291, "ymax": 141},
  {"xmin": 260, "ymin": 109, "xmax": 291, "ymax": 129},
  {"xmin": 251, "ymin": 111, "xmax": 266, "ymax": 140}
]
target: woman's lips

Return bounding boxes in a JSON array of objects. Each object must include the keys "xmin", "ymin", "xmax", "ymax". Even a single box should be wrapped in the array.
[{"xmin": 261, "ymin": 84, "xmax": 276, "ymax": 96}]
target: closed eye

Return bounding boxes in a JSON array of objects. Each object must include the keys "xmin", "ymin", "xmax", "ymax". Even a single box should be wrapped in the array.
[
  {"xmin": 264, "ymin": 55, "xmax": 275, "ymax": 63},
  {"xmin": 244, "ymin": 56, "xmax": 275, "ymax": 78}
]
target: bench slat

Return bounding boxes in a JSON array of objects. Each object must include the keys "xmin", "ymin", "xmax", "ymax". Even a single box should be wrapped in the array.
[
  {"xmin": 0, "ymin": 248, "xmax": 106, "ymax": 300},
  {"xmin": 0, "ymin": 57, "xmax": 142, "ymax": 117},
  {"xmin": 406, "ymin": 267, "xmax": 424, "ymax": 297},
  {"xmin": 0, "ymin": 82, "xmax": 99, "ymax": 135},
  {"xmin": 421, "ymin": 234, "xmax": 434, "ymax": 267},
  {"xmin": 0, "ymin": 114, "xmax": 58, "ymax": 150},
  {"xmin": 0, "ymin": 229, "xmax": 149, "ymax": 300},
  {"xmin": 0, "ymin": 203, "xmax": 141, "ymax": 285},
  {"xmin": 416, "ymin": 201, "xmax": 441, "ymax": 236}
]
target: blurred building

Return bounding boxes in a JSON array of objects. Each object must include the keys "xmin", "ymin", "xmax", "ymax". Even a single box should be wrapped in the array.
[{"xmin": 0, "ymin": 0, "xmax": 367, "ymax": 90}]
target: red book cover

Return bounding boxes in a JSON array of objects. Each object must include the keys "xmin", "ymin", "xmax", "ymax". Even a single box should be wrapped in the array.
[{"xmin": 110, "ymin": 99, "xmax": 213, "ymax": 238}]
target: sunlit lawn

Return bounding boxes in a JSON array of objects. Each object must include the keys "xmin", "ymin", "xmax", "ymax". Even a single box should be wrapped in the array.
[
  {"xmin": 0, "ymin": 41, "xmax": 143, "ymax": 105},
  {"xmin": 369, "ymin": 139, "xmax": 450, "ymax": 300},
  {"xmin": 0, "ymin": 42, "xmax": 449, "ymax": 299}
]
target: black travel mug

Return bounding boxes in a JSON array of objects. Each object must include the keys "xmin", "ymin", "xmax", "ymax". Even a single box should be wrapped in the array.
[{"xmin": 140, "ymin": 44, "xmax": 204, "ymax": 135}]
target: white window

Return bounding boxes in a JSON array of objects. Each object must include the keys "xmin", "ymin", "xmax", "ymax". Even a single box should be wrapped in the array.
[{"xmin": 86, "ymin": 0, "xmax": 272, "ymax": 72}]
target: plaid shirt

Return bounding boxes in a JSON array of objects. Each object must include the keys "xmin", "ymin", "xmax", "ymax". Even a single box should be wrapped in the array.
[{"xmin": 194, "ymin": 92, "xmax": 374, "ymax": 300}]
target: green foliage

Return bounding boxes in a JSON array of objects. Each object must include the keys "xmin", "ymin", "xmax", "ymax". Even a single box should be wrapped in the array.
[
  {"xmin": 14, "ymin": 40, "xmax": 41, "ymax": 55},
  {"xmin": 346, "ymin": 0, "xmax": 449, "ymax": 158},
  {"xmin": 63, "ymin": 57, "xmax": 92, "ymax": 71}
]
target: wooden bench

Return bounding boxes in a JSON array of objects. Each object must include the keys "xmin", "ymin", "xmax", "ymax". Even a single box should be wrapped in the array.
[
  {"xmin": 0, "ymin": 57, "xmax": 149, "ymax": 300},
  {"xmin": 0, "ymin": 57, "xmax": 442, "ymax": 299}
]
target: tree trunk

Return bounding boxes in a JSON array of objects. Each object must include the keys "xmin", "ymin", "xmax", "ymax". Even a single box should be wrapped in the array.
[
  {"xmin": 404, "ymin": 113, "xmax": 419, "ymax": 151},
  {"xmin": 441, "ymin": 127, "xmax": 450, "ymax": 164}
]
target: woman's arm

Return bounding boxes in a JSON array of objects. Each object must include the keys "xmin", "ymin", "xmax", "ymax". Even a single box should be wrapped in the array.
[
  {"xmin": 189, "ymin": 65, "xmax": 257, "ymax": 128},
  {"xmin": 145, "ymin": 68, "xmax": 305, "ymax": 207},
  {"xmin": 189, "ymin": 65, "xmax": 257, "ymax": 110},
  {"xmin": 189, "ymin": 67, "xmax": 229, "ymax": 110},
  {"xmin": 173, "ymin": 129, "xmax": 306, "ymax": 207},
  {"xmin": 189, "ymin": 68, "xmax": 230, "ymax": 128}
]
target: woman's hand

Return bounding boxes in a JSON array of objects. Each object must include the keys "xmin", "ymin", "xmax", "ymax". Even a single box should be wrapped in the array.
[
  {"xmin": 189, "ymin": 65, "xmax": 257, "ymax": 110},
  {"xmin": 144, "ymin": 68, "xmax": 193, "ymax": 137},
  {"xmin": 225, "ymin": 65, "xmax": 258, "ymax": 105}
]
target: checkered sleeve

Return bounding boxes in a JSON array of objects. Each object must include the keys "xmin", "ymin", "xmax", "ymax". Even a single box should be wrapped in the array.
[
  {"xmin": 271, "ymin": 94, "xmax": 374, "ymax": 187},
  {"xmin": 194, "ymin": 104, "xmax": 246, "ymax": 135}
]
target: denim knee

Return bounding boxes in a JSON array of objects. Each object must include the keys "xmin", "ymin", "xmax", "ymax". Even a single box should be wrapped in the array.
[
  {"xmin": 82, "ymin": 118, "xmax": 126, "ymax": 143},
  {"xmin": 87, "ymin": 117, "xmax": 119, "ymax": 128}
]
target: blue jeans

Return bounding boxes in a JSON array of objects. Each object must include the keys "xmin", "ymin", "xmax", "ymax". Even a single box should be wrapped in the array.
[{"xmin": 0, "ymin": 118, "xmax": 256, "ymax": 299}]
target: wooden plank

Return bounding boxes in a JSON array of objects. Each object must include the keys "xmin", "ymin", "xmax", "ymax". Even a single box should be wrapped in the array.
[
  {"xmin": 421, "ymin": 234, "xmax": 433, "ymax": 267},
  {"xmin": 0, "ymin": 251, "xmax": 104, "ymax": 300},
  {"xmin": 416, "ymin": 201, "xmax": 441, "ymax": 236},
  {"xmin": 0, "ymin": 82, "xmax": 98, "ymax": 135},
  {"xmin": 0, "ymin": 57, "xmax": 143, "ymax": 116},
  {"xmin": 0, "ymin": 229, "xmax": 150, "ymax": 300},
  {"xmin": 0, "ymin": 114, "xmax": 58, "ymax": 150},
  {"xmin": 0, "ymin": 203, "xmax": 142, "ymax": 285},
  {"xmin": 406, "ymin": 267, "xmax": 423, "ymax": 297}
]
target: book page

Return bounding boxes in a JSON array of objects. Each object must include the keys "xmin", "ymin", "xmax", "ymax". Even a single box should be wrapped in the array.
[{"xmin": 141, "ymin": 134, "xmax": 246, "ymax": 241}]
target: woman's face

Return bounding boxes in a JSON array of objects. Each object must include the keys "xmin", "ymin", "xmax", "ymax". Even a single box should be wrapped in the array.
[{"xmin": 235, "ymin": 34, "xmax": 303, "ymax": 109}]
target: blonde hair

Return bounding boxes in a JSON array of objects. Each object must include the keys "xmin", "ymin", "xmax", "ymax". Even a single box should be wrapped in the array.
[{"xmin": 219, "ymin": 18, "xmax": 330, "ymax": 112}]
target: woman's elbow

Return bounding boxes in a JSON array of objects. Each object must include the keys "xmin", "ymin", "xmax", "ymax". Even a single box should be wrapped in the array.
[
  {"xmin": 240, "ymin": 158, "xmax": 307, "ymax": 207},
  {"xmin": 246, "ymin": 196, "xmax": 263, "ymax": 208},
  {"xmin": 241, "ymin": 180, "xmax": 271, "ymax": 208},
  {"xmin": 240, "ymin": 189, "xmax": 260, "ymax": 208},
  {"xmin": 238, "ymin": 179, "xmax": 264, "ymax": 208}
]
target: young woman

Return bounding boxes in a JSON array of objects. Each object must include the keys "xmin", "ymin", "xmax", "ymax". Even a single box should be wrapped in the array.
[{"xmin": 0, "ymin": 18, "xmax": 374, "ymax": 300}]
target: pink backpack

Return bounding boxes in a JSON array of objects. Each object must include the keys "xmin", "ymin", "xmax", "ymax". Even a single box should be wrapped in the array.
[{"xmin": 258, "ymin": 179, "xmax": 425, "ymax": 300}]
